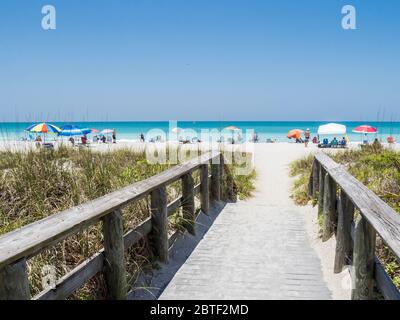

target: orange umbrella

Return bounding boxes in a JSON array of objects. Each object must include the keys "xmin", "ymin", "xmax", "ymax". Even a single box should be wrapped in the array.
[{"xmin": 287, "ymin": 129, "xmax": 303, "ymax": 140}]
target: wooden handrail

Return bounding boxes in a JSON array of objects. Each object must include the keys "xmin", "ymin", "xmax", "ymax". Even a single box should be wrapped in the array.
[
  {"xmin": 310, "ymin": 152, "xmax": 400, "ymax": 300},
  {"xmin": 0, "ymin": 151, "xmax": 227, "ymax": 300}
]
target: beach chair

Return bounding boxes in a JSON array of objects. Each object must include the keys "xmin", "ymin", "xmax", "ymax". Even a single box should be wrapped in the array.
[
  {"xmin": 42, "ymin": 143, "xmax": 54, "ymax": 150},
  {"xmin": 318, "ymin": 138, "xmax": 330, "ymax": 148}
]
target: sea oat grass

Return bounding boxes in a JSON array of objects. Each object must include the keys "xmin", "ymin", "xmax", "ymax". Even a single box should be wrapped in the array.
[
  {"xmin": 0, "ymin": 147, "xmax": 256, "ymax": 298},
  {"xmin": 289, "ymin": 146, "xmax": 400, "ymax": 289}
]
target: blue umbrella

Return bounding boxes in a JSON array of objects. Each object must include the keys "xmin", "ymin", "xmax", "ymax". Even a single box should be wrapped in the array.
[{"xmin": 59, "ymin": 125, "xmax": 91, "ymax": 137}]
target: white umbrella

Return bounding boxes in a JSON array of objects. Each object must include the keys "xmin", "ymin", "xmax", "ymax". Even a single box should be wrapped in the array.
[
  {"xmin": 101, "ymin": 129, "xmax": 114, "ymax": 134},
  {"xmin": 317, "ymin": 123, "xmax": 346, "ymax": 135}
]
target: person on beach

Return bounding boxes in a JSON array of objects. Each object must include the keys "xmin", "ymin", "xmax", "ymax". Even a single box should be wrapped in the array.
[
  {"xmin": 81, "ymin": 135, "xmax": 87, "ymax": 145},
  {"xmin": 312, "ymin": 136, "xmax": 317, "ymax": 144},
  {"xmin": 69, "ymin": 136, "xmax": 75, "ymax": 146},
  {"xmin": 101, "ymin": 135, "xmax": 106, "ymax": 143},
  {"xmin": 140, "ymin": 133, "xmax": 145, "ymax": 142},
  {"xmin": 340, "ymin": 137, "xmax": 347, "ymax": 147},
  {"xmin": 331, "ymin": 137, "xmax": 338, "ymax": 147},
  {"xmin": 35, "ymin": 135, "xmax": 42, "ymax": 149},
  {"xmin": 304, "ymin": 128, "xmax": 310, "ymax": 147},
  {"xmin": 112, "ymin": 129, "xmax": 116, "ymax": 144}
]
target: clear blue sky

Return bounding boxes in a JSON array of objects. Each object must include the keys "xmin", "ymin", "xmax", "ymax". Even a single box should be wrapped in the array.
[{"xmin": 0, "ymin": 0, "xmax": 399, "ymax": 122}]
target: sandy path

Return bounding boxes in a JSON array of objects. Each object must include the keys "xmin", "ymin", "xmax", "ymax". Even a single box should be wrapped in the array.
[{"xmin": 158, "ymin": 143, "xmax": 350, "ymax": 299}]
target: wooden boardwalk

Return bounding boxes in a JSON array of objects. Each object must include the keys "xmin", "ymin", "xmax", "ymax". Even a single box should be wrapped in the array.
[
  {"xmin": 160, "ymin": 203, "xmax": 331, "ymax": 299},
  {"xmin": 160, "ymin": 146, "xmax": 331, "ymax": 299}
]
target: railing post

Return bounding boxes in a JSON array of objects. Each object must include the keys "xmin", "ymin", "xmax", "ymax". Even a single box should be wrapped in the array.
[
  {"xmin": 318, "ymin": 165, "xmax": 325, "ymax": 218},
  {"xmin": 211, "ymin": 157, "xmax": 221, "ymax": 202},
  {"xmin": 334, "ymin": 190, "xmax": 354, "ymax": 273},
  {"xmin": 322, "ymin": 173, "xmax": 337, "ymax": 241},
  {"xmin": 309, "ymin": 160, "xmax": 319, "ymax": 199},
  {"xmin": 200, "ymin": 164, "xmax": 209, "ymax": 215},
  {"xmin": 352, "ymin": 214, "xmax": 376, "ymax": 300},
  {"xmin": 102, "ymin": 209, "xmax": 127, "ymax": 300},
  {"xmin": 182, "ymin": 173, "xmax": 196, "ymax": 235},
  {"xmin": 150, "ymin": 186, "xmax": 169, "ymax": 263},
  {"xmin": 0, "ymin": 258, "xmax": 31, "ymax": 300}
]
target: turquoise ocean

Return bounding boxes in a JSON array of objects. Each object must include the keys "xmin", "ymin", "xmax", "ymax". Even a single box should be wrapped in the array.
[{"xmin": 0, "ymin": 121, "xmax": 399, "ymax": 143}]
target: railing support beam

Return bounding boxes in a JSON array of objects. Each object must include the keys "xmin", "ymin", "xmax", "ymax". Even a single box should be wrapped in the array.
[
  {"xmin": 0, "ymin": 258, "xmax": 31, "ymax": 300},
  {"xmin": 334, "ymin": 191, "xmax": 354, "ymax": 273},
  {"xmin": 102, "ymin": 209, "xmax": 127, "ymax": 300},
  {"xmin": 322, "ymin": 173, "xmax": 337, "ymax": 241},
  {"xmin": 211, "ymin": 158, "xmax": 221, "ymax": 202},
  {"xmin": 182, "ymin": 173, "xmax": 196, "ymax": 235},
  {"xmin": 352, "ymin": 214, "xmax": 376, "ymax": 300},
  {"xmin": 150, "ymin": 186, "xmax": 169, "ymax": 263},
  {"xmin": 200, "ymin": 164, "xmax": 210, "ymax": 215},
  {"xmin": 318, "ymin": 165, "xmax": 325, "ymax": 219}
]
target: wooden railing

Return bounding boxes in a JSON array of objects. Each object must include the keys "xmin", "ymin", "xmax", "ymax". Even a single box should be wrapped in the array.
[
  {"xmin": 0, "ymin": 151, "xmax": 229, "ymax": 300},
  {"xmin": 309, "ymin": 152, "xmax": 400, "ymax": 300}
]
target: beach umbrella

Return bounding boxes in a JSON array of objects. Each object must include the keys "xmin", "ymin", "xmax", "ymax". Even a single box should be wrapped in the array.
[
  {"xmin": 352, "ymin": 125, "xmax": 378, "ymax": 134},
  {"xmin": 58, "ymin": 125, "xmax": 91, "ymax": 137},
  {"xmin": 26, "ymin": 122, "xmax": 61, "ymax": 134},
  {"xmin": 352, "ymin": 124, "xmax": 378, "ymax": 144},
  {"xmin": 317, "ymin": 123, "xmax": 347, "ymax": 135},
  {"xmin": 25, "ymin": 122, "xmax": 61, "ymax": 143},
  {"xmin": 224, "ymin": 126, "xmax": 240, "ymax": 131},
  {"xmin": 287, "ymin": 129, "xmax": 303, "ymax": 140},
  {"xmin": 101, "ymin": 129, "xmax": 114, "ymax": 134}
]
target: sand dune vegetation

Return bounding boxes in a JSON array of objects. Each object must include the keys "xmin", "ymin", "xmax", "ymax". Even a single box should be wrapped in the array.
[
  {"xmin": 0, "ymin": 146, "xmax": 255, "ymax": 299},
  {"xmin": 290, "ymin": 145, "xmax": 400, "ymax": 289}
]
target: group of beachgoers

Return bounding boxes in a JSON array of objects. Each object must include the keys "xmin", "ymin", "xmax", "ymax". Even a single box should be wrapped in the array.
[{"xmin": 33, "ymin": 129, "xmax": 117, "ymax": 149}]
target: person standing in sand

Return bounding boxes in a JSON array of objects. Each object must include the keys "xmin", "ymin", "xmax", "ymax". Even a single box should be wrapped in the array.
[
  {"xmin": 304, "ymin": 128, "xmax": 310, "ymax": 147},
  {"xmin": 35, "ymin": 135, "xmax": 42, "ymax": 149},
  {"xmin": 112, "ymin": 129, "xmax": 117, "ymax": 144}
]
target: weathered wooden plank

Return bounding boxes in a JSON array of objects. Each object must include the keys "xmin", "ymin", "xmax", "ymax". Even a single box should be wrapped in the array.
[
  {"xmin": 0, "ymin": 258, "xmax": 30, "ymax": 300},
  {"xmin": 311, "ymin": 160, "xmax": 319, "ymax": 199},
  {"xmin": 123, "ymin": 218, "xmax": 152, "ymax": 249},
  {"xmin": 182, "ymin": 173, "xmax": 196, "ymax": 235},
  {"xmin": 0, "ymin": 151, "xmax": 220, "ymax": 269},
  {"xmin": 317, "ymin": 152, "xmax": 400, "ymax": 260},
  {"xmin": 352, "ymin": 215, "xmax": 376, "ymax": 300},
  {"xmin": 374, "ymin": 257, "xmax": 400, "ymax": 300},
  {"xmin": 35, "ymin": 252, "xmax": 104, "ymax": 300},
  {"xmin": 36, "ymin": 218, "xmax": 152, "ymax": 300},
  {"xmin": 150, "ymin": 186, "xmax": 169, "ymax": 263},
  {"xmin": 315, "ymin": 152, "xmax": 341, "ymax": 172},
  {"xmin": 334, "ymin": 191, "xmax": 354, "ymax": 273},
  {"xmin": 211, "ymin": 161, "xmax": 221, "ymax": 202},
  {"xmin": 103, "ymin": 209, "xmax": 127, "ymax": 300},
  {"xmin": 318, "ymin": 165, "xmax": 325, "ymax": 218},
  {"xmin": 167, "ymin": 198, "xmax": 181, "ymax": 217},
  {"xmin": 200, "ymin": 164, "xmax": 210, "ymax": 214},
  {"xmin": 322, "ymin": 173, "xmax": 337, "ymax": 241}
]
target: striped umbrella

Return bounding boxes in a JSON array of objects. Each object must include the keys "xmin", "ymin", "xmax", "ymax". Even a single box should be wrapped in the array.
[
  {"xmin": 26, "ymin": 122, "xmax": 61, "ymax": 134},
  {"xmin": 59, "ymin": 125, "xmax": 91, "ymax": 137}
]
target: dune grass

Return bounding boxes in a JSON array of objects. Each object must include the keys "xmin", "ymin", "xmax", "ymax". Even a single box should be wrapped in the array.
[
  {"xmin": 0, "ymin": 146, "xmax": 256, "ymax": 299},
  {"xmin": 289, "ymin": 145, "xmax": 400, "ymax": 289}
]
